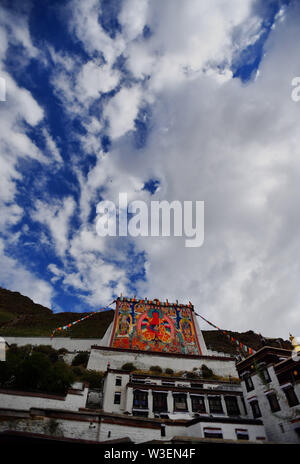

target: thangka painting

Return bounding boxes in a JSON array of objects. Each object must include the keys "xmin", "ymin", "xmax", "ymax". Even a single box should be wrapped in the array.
[{"xmin": 110, "ymin": 298, "xmax": 202, "ymax": 355}]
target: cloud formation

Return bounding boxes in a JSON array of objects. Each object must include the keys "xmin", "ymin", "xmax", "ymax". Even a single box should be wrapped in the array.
[{"xmin": 1, "ymin": 0, "xmax": 300, "ymax": 339}]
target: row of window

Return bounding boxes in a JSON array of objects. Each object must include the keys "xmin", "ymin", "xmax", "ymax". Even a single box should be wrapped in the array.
[
  {"xmin": 126, "ymin": 390, "xmax": 242, "ymax": 416},
  {"xmin": 203, "ymin": 428, "xmax": 250, "ymax": 440},
  {"xmin": 249, "ymin": 386, "xmax": 299, "ymax": 419}
]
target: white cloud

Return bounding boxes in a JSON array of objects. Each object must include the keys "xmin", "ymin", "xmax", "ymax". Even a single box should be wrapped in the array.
[
  {"xmin": 68, "ymin": 0, "xmax": 125, "ymax": 63},
  {"xmin": 104, "ymin": 85, "xmax": 142, "ymax": 139},
  {"xmin": 0, "ymin": 238, "xmax": 53, "ymax": 307},
  {"xmin": 77, "ymin": 61, "xmax": 120, "ymax": 98},
  {"xmin": 31, "ymin": 197, "xmax": 76, "ymax": 257}
]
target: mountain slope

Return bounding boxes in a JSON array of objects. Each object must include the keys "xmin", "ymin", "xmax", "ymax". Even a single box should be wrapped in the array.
[
  {"xmin": 0, "ymin": 287, "xmax": 292, "ymax": 353},
  {"xmin": 0, "ymin": 287, "xmax": 114, "ymax": 338}
]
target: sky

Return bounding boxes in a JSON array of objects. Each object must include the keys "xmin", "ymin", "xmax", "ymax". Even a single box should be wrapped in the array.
[{"xmin": 0, "ymin": 0, "xmax": 300, "ymax": 338}]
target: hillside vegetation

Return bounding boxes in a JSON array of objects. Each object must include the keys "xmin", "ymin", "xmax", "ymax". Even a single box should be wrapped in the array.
[{"xmin": 0, "ymin": 287, "xmax": 114, "ymax": 338}]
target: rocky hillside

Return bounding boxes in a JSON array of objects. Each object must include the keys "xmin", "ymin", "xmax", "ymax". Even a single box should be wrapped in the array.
[
  {"xmin": 0, "ymin": 287, "xmax": 114, "ymax": 338},
  {"xmin": 0, "ymin": 287, "xmax": 292, "ymax": 353},
  {"xmin": 203, "ymin": 329, "xmax": 292, "ymax": 355}
]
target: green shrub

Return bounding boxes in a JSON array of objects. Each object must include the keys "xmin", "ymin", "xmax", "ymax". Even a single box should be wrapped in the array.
[
  {"xmin": 201, "ymin": 364, "xmax": 214, "ymax": 378},
  {"xmin": 185, "ymin": 371, "xmax": 198, "ymax": 379},
  {"xmin": 165, "ymin": 368, "xmax": 174, "ymax": 375},
  {"xmin": 71, "ymin": 352, "xmax": 89, "ymax": 368},
  {"xmin": 150, "ymin": 365, "xmax": 162, "ymax": 373},
  {"xmin": 33, "ymin": 345, "xmax": 59, "ymax": 363},
  {"xmin": 121, "ymin": 362, "xmax": 137, "ymax": 372},
  {"xmin": 58, "ymin": 348, "xmax": 68, "ymax": 355},
  {"xmin": 80, "ymin": 370, "xmax": 104, "ymax": 389},
  {"xmin": 72, "ymin": 366, "xmax": 83, "ymax": 377},
  {"xmin": 0, "ymin": 345, "xmax": 75, "ymax": 395}
]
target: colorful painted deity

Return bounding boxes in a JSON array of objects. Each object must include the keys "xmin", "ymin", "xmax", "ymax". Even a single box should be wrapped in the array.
[{"xmin": 111, "ymin": 298, "xmax": 201, "ymax": 355}]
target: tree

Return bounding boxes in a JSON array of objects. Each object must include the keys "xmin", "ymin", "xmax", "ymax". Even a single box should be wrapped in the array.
[
  {"xmin": 71, "ymin": 352, "xmax": 89, "ymax": 368},
  {"xmin": 121, "ymin": 362, "xmax": 137, "ymax": 371},
  {"xmin": 1, "ymin": 345, "xmax": 75, "ymax": 395}
]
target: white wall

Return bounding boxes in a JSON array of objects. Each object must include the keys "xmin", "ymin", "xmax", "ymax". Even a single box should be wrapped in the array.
[
  {"xmin": 241, "ymin": 366, "xmax": 300, "ymax": 443},
  {"xmin": 99, "ymin": 421, "xmax": 161, "ymax": 443},
  {"xmin": 0, "ymin": 387, "xmax": 88, "ymax": 412},
  {"xmin": 0, "ymin": 414, "xmax": 100, "ymax": 442},
  {"xmin": 88, "ymin": 347, "xmax": 238, "ymax": 378},
  {"xmin": 186, "ymin": 420, "xmax": 266, "ymax": 442},
  {"xmin": 102, "ymin": 372, "xmax": 130, "ymax": 413},
  {"xmin": 4, "ymin": 336, "xmax": 103, "ymax": 352}
]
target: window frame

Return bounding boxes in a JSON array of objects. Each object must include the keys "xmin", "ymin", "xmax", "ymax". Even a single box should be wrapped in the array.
[
  {"xmin": 283, "ymin": 386, "xmax": 299, "ymax": 407},
  {"xmin": 153, "ymin": 392, "xmax": 168, "ymax": 412},
  {"xmin": 267, "ymin": 392, "xmax": 281, "ymax": 413},
  {"xmin": 173, "ymin": 393, "xmax": 188, "ymax": 412},
  {"xmin": 208, "ymin": 395, "xmax": 223, "ymax": 414},
  {"xmin": 133, "ymin": 390, "xmax": 148, "ymax": 409},
  {"xmin": 114, "ymin": 392, "xmax": 121, "ymax": 405},
  {"xmin": 250, "ymin": 400, "xmax": 262, "ymax": 419},
  {"xmin": 244, "ymin": 374, "xmax": 254, "ymax": 392},
  {"xmin": 190, "ymin": 395, "xmax": 206, "ymax": 413},
  {"xmin": 235, "ymin": 429, "xmax": 249, "ymax": 440},
  {"xmin": 203, "ymin": 428, "xmax": 223, "ymax": 439},
  {"xmin": 225, "ymin": 395, "xmax": 240, "ymax": 416},
  {"xmin": 261, "ymin": 368, "xmax": 271, "ymax": 383}
]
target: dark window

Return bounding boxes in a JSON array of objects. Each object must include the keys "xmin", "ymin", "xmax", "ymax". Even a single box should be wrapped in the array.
[
  {"xmin": 173, "ymin": 394, "xmax": 188, "ymax": 411},
  {"xmin": 241, "ymin": 397, "xmax": 247, "ymax": 415},
  {"xmin": 236, "ymin": 429, "xmax": 249, "ymax": 440},
  {"xmin": 161, "ymin": 424, "xmax": 166, "ymax": 437},
  {"xmin": 208, "ymin": 396, "xmax": 223, "ymax": 414},
  {"xmin": 114, "ymin": 392, "xmax": 121, "ymax": 404},
  {"xmin": 244, "ymin": 374, "xmax": 254, "ymax": 392},
  {"xmin": 204, "ymin": 429, "xmax": 223, "ymax": 439},
  {"xmin": 115, "ymin": 377, "xmax": 122, "ymax": 386},
  {"xmin": 225, "ymin": 396, "xmax": 240, "ymax": 416},
  {"xmin": 250, "ymin": 400, "xmax": 262, "ymax": 418},
  {"xmin": 153, "ymin": 393, "xmax": 168, "ymax": 412},
  {"xmin": 191, "ymin": 395, "xmax": 206, "ymax": 413},
  {"xmin": 283, "ymin": 387, "xmax": 299, "ymax": 407},
  {"xmin": 133, "ymin": 390, "xmax": 148, "ymax": 409},
  {"xmin": 295, "ymin": 427, "xmax": 300, "ymax": 439},
  {"xmin": 261, "ymin": 368, "xmax": 271, "ymax": 383},
  {"xmin": 267, "ymin": 393, "xmax": 281, "ymax": 412}
]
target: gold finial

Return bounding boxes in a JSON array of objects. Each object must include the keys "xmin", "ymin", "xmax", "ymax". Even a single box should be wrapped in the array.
[{"xmin": 289, "ymin": 334, "xmax": 300, "ymax": 353}]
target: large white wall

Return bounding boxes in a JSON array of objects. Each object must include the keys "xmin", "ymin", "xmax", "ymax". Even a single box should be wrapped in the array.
[
  {"xmin": 99, "ymin": 421, "xmax": 161, "ymax": 443},
  {"xmin": 4, "ymin": 336, "xmax": 103, "ymax": 352},
  {"xmin": 0, "ymin": 387, "xmax": 88, "ymax": 411},
  {"xmin": 0, "ymin": 414, "xmax": 100, "ymax": 442},
  {"xmin": 186, "ymin": 420, "xmax": 266, "ymax": 442},
  {"xmin": 88, "ymin": 347, "xmax": 238, "ymax": 378}
]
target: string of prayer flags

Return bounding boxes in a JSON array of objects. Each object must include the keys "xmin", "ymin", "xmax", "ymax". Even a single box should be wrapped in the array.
[
  {"xmin": 195, "ymin": 312, "xmax": 255, "ymax": 356},
  {"xmin": 50, "ymin": 301, "xmax": 115, "ymax": 338}
]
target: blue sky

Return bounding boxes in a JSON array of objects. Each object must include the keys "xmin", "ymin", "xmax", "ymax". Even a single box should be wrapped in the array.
[{"xmin": 1, "ymin": 0, "xmax": 300, "ymax": 337}]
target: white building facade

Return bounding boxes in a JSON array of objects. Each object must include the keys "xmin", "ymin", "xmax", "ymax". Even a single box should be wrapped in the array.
[{"xmin": 237, "ymin": 346, "xmax": 300, "ymax": 443}]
